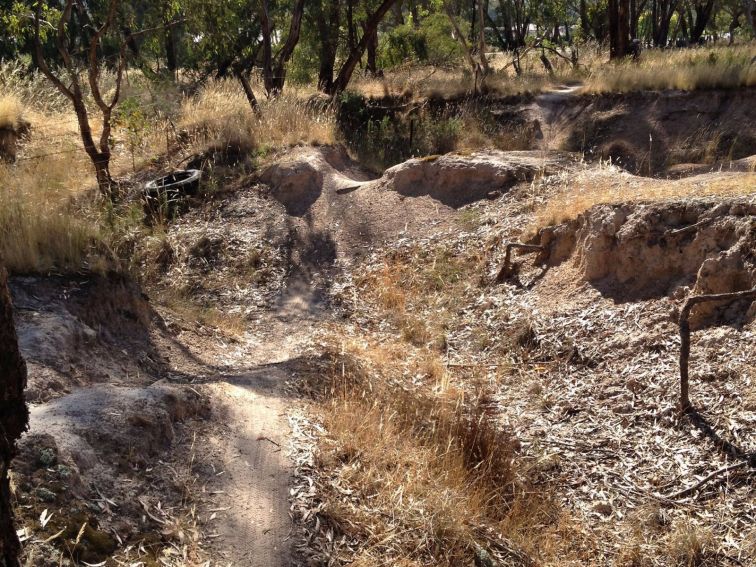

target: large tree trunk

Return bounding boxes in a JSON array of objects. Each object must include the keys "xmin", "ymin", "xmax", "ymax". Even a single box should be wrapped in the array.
[
  {"xmin": 317, "ymin": 0, "xmax": 341, "ymax": 92},
  {"xmin": 0, "ymin": 265, "xmax": 28, "ymax": 567},
  {"xmin": 609, "ymin": 0, "xmax": 631, "ymax": 59},
  {"xmin": 690, "ymin": 0, "xmax": 715, "ymax": 42}
]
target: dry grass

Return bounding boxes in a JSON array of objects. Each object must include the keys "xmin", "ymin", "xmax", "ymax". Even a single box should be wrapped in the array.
[
  {"xmin": 0, "ymin": 158, "xmax": 102, "ymax": 274},
  {"xmin": 312, "ymin": 340, "xmax": 576, "ymax": 566},
  {"xmin": 356, "ymin": 246, "xmax": 483, "ymax": 349},
  {"xmin": 351, "ymin": 64, "xmax": 556, "ymax": 99},
  {"xmin": 0, "ymin": 94, "xmax": 24, "ymax": 130},
  {"xmin": 664, "ymin": 521, "xmax": 715, "ymax": 567},
  {"xmin": 179, "ymin": 79, "xmax": 335, "ymax": 155},
  {"xmin": 352, "ymin": 43, "xmax": 756, "ymax": 101},
  {"xmin": 531, "ymin": 167, "xmax": 756, "ymax": 229},
  {"xmin": 582, "ymin": 44, "xmax": 756, "ymax": 93},
  {"xmin": 151, "ymin": 283, "xmax": 248, "ymax": 337}
]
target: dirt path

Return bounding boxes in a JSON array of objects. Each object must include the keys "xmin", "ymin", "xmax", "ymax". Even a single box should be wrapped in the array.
[
  {"xmin": 203, "ymin": 369, "xmax": 293, "ymax": 566},
  {"xmin": 200, "ymin": 314, "xmax": 318, "ymax": 566},
  {"xmin": 529, "ymin": 83, "xmax": 583, "ymax": 149}
]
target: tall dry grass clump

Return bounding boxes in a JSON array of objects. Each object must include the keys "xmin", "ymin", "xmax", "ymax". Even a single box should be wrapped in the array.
[
  {"xmin": 179, "ymin": 79, "xmax": 335, "ymax": 154},
  {"xmin": 582, "ymin": 44, "xmax": 756, "ymax": 93},
  {"xmin": 308, "ymin": 342, "xmax": 592, "ymax": 566},
  {"xmin": 0, "ymin": 158, "xmax": 100, "ymax": 273},
  {"xmin": 312, "ymin": 342, "xmax": 565, "ymax": 566},
  {"xmin": 0, "ymin": 94, "xmax": 24, "ymax": 131}
]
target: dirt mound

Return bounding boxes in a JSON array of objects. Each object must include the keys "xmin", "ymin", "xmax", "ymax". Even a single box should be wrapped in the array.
[
  {"xmin": 10, "ymin": 274, "xmax": 161, "ymax": 402},
  {"xmin": 30, "ymin": 382, "xmax": 208, "ymax": 471},
  {"xmin": 665, "ymin": 154, "xmax": 756, "ymax": 178},
  {"xmin": 540, "ymin": 89, "xmax": 756, "ymax": 175},
  {"xmin": 536, "ymin": 197, "xmax": 756, "ymax": 322},
  {"xmin": 381, "ymin": 150, "xmax": 574, "ymax": 207},
  {"xmin": 13, "ymin": 383, "xmax": 209, "ymax": 564},
  {"xmin": 259, "ymin": 145, "xmax": 372, "ymax": 216}
]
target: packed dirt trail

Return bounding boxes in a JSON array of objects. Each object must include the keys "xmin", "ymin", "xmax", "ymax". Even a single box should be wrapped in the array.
[
  {"xmin": 200, "ymin": 324, "xmax": 308, "ymax": 567},
  {"xmin": 204, "ymin": 377, "xmax": 292, "ymax": 566}
]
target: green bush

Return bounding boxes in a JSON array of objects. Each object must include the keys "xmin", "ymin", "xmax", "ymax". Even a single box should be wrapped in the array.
[{"xmin": 379, "ymin": 14, "xmax": 464, "ymax": 68}]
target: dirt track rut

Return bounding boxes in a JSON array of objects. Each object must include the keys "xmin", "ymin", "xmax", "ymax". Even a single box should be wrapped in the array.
[{"xmin": 205, "ymin": 368, "xmax": 293, "ymax": 566}]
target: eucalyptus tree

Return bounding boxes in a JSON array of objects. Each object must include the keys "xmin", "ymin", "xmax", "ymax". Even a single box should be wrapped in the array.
[{"xmin": 32, "ymin": 0, "xmax": 130, "ymax": 198}]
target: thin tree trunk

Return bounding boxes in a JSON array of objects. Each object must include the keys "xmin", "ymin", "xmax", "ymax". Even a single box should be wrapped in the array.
[
  {"xmin": 366, "ymin": 27, "xmax": 379, "ymax": 75},
  {"xmin": 347, "ymin": 0, "xmax": 357, "ymax": 53},
  {"xmin": 410, "ymin": 0, "xmax": 420, "ymax": 27},
  {"xmin": 630, "ymin": 0, "xmax": 648, "ymax": 39},
  {"xmin": 742, "ymin": 0, "xmax": 756, "ymax": 37},
  {"xmin": 477, "ymin": 0, "xmax": 490, "ymax": 74},
  {"xmin": 164, "ymin": 22, "xmax": 177, "ymax": 74},
  {"xmin": 0, "ymin": 264, "xmax": 28, "ymax": 567},
  {"xmin": 235, "ymin": 69, "xmax": 260, "ymax": 114},
  {"xmin": 392, "ymin": 0, "xmax": 404, "ymax": 25},
  {"xmin": 580, "ymin": 0, "xmax": 591, "ymax": 38},
  {"xmin": 260, "ymin": 0, "xmax": 274, "ymax": 94},
  {"xmin": 485, "ymin": 11, "xmax": 510, "ymax": 51},
  {"xmin": 269, "ymin": 0, "xmax": 306, "ymax": 93},
  {"xmin": 327, "ymin": 0, "xmax": 400, "ymax": 95}
]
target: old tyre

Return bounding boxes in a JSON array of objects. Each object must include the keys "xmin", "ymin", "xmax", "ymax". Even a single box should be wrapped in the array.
[{"xmin": 143, "ymin": 169, "xmax": 201, "ymax": 223}]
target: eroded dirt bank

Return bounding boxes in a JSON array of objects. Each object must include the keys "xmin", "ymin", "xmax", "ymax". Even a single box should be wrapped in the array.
[
  {"xmin": 9, "ymin": 145, "xmax": 756, "ymax": 566},
  {"xmin": 340, "ymin": 88, "xmax": 756, "ymax": 175}
]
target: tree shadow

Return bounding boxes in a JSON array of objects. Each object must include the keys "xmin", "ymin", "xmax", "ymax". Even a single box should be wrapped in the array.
[{"xmin": 684, "ymin": 408, "xmax": 756, "ymax": 466}]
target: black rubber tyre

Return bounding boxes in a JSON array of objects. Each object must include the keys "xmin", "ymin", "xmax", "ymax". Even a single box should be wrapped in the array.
[{"xmin": 143, "ymin": 169, "xmax": 201, "ymax": 223}]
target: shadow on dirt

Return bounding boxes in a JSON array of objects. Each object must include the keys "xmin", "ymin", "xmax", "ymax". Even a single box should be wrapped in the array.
[{"xmin": 684, "ymin": 409, "xmax": 756, "ymax": 466}]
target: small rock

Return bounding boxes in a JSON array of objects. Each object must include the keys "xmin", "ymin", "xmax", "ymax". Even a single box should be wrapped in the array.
[{"xmin": 594, "ymin": 502, "xmax": 613, "ymax": 516}]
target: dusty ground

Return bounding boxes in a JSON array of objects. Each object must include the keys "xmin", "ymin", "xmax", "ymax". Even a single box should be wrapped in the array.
[
  {"xmin": 9, "ymin": 144, "xmax": 756, "ymax": 566},
  {"xmin": 313, "ymin": 166, "xmax": 755, "ymax": 565}
]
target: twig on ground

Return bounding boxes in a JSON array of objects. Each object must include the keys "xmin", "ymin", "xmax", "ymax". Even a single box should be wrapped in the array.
[{"xmin": 664, "ymin": 461, "xmax": 752, "ymax": 500}]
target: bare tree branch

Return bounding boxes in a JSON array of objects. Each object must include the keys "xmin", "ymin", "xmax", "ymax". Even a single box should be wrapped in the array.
[{"xmin": 679, "ymin": 287, "xmax": 756, "ymax": 412}]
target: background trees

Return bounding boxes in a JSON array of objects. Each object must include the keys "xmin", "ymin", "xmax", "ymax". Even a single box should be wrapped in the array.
[{"xmin": 0, "ymin": 0, "xmax": 751, "ymax": 201}]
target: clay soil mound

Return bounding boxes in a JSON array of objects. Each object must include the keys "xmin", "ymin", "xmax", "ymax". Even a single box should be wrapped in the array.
[
  {"xmin": 382, "ymin": 150, "xmax": 575, "ymax": 207},
  {"xmin": 536, "ymin": 197, "xmax": 756, "ymax": 325}
]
